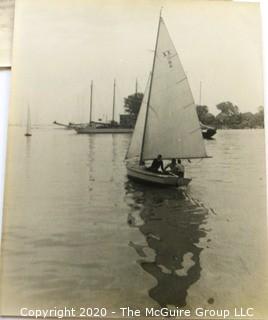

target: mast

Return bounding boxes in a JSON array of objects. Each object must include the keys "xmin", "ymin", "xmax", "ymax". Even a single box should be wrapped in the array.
[
  {"xmin": 89, "ymin": 80, "xmax": 93, "ymax": 124},
  {"xmin": 25, "ymin": 105, "xmax": 31, "ymax": 136},
  {"xmin": 135, "ymin": 78, "xmax": 138, "ymax": 96},
  {"xmin": 112, "ymin": 79, "xmax": 116, "ymax": 123},
  {"xmin": 27, "ymin": 105, "xmax": 30, "ymax": 132},
  {"xmin": 139, "ymin": 11, "xmax": 162, "ymax": 165}
]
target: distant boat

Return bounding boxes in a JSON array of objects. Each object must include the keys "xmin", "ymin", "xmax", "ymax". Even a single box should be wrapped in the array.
[
  {"xmin": 75, "ymin": 80, "xmax": 133, "ymax": 134},
  {"xmin": 201, "ymin": 123, "xmax": 217, "ymax": 139},
  {"xmin": 25, "ymin": 107, "xmax": 32, "ymax": 137},
  {"xmin": 198, "ymin": 81, "xmax": 217, "ymax": 139},
  {"xmin": 75, "ymin": 126, "xmax": 133, "ymax": 134},
  {"xmin": 53, "ymin": 121, "xmax": 87, "ymax": 129},
  {"xmin": 126, "ymin": 14, "xmax": 209, "ymax": 187}
]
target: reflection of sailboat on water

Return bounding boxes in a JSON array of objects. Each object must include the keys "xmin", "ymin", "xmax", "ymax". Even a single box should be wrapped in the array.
[
  {"xmin": 24, "ymin": 106, "xmax": 32, "ymax": 137},
  {"xmin": 126, "ymin": 14, "xmax": 209, "ymax": 187},
  {"xmin": 125, "ymin": 180, "xmax": 209, "ymax": 308}
]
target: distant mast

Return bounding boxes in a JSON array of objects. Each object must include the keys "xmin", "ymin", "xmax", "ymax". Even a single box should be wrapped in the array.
[
  {"xmin": 135, "ymin": 78, "xmax": 138, "ymax": 96},
  {"xmin": 112, "ymin": 79, "xmax": 116, "ymax": 124},
  {"xmin": 199, "ymin": 81, "xmax": 202, "ymax": 105},
  {"xmin": 89, "ymin": 80, "xmax": 93, "ymax": 124},
  {"xmin": 25, "ymin": 106, "xmax": 32, "ymax": 137}
]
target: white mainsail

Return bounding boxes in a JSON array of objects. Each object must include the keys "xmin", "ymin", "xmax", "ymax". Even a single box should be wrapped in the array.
[{"xmin": 127, "ymin": 17, "xmax": 207, "ymax": 161}]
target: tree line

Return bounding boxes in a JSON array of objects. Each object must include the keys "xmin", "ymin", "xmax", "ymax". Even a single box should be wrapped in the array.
[
  {"xmin": 124, "ymin": 93, "xmax": 264, "ymax": 129},
  {"xmin": 196, "ymin": 102, "xmax": 264, "ymax": 129}
]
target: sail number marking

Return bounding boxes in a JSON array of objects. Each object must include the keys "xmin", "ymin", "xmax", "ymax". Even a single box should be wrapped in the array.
[{"xmin": 162, "ymin": 50, "xmax": 177, "ymax": 68}]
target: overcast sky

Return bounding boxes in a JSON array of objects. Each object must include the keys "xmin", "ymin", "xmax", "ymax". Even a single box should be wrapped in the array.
[{"xmin": 9, "ymin": 0, "xmax": 263, "ymax": 125}]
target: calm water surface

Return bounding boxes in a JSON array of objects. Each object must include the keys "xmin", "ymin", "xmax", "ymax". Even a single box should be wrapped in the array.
[{"xmin": 0, "ymin": 127, "xmax": 267, "ymax": 316}]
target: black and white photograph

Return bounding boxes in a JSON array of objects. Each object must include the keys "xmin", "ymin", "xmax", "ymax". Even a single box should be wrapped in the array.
[{"xmin": 0, "ymin": 0, "xmax": 267, "ymax": 319}]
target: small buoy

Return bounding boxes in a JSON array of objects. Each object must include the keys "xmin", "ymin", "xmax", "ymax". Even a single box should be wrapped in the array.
[{"xmin": 208, "ymin": 297, "xmax": 214, "ymax": 304}]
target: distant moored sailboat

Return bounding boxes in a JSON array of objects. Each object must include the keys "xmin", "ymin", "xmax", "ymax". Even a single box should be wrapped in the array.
[
  {"xmin": 25, "ymin": 106, "xmax": 32, "ymax": 137},
  {"xmin": 74, "ymin": 79, "xmax": 133, "ymax": 134}
]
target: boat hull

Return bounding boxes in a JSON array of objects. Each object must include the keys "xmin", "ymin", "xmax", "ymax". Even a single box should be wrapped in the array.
[
  {"xmin": 202, "ymin": 128, "xmax": 217, "ymax": 139},
  {"xmin": 53, "ymin": 121, "xmax": 87, "ymax": 130},
  {"xmin": 75, "ymin": 127, "xmax": 133, "ymax": 134},
  {"xmin": 127, "ymin": 165, "xmax": 191, "ymax": 187}
]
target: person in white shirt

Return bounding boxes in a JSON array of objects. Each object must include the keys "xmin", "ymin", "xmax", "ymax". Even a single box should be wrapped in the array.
[
  {"xmin": 165, "ymin": 158, "xmax": 185, "ymax": 177},
  {"xmin": 176, "ymin": 159, "xmax": 185, "ymax": 178}
]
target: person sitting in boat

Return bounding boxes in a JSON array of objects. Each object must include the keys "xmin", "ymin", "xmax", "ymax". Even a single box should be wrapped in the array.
[
  {"xmin": 177, "ymin": 159, "xmax": 185, "ymax": 178},
  {"xmin": 165, "ymin": 158, "xmax": 179, "ymax": 175},
  {"xmin": 165, "ymin": 158, "xmax": 185, "ymax": 177},
  {"xmin": 148, "ymin": 154, "xmax": 165, "ymax": 173}
]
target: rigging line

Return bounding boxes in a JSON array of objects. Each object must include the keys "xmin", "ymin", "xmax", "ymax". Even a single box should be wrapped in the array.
[
  {"xmin": 183, "ymin": 102, "xmax": 194, "ymax": 110},
  {"xmin": 189, "ymin": 127, "xmax": 202, "ymax": 134},
  {"xmin": 148, "ymin": 105, "xmax": 159, "ymax": 119},
  {"xmin": 176, "ymin": 77, "xmax": 187, "ymax": 85}
]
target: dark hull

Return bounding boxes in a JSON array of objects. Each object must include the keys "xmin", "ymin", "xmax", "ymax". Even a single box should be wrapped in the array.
[
  {"xmin": 202, "ymin": 128, "xmax": 217, "ymax": 139},
  {"xmin": 75, "ymin": 127, "xmax": 133, "ymax": 134}
]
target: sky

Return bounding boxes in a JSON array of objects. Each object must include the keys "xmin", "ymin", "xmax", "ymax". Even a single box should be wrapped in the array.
[{"xmin": 9, "ymin": 0, "xmax": 264, "ymax": 125}]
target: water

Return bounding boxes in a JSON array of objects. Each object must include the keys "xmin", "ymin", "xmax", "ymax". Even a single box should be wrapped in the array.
[{"xmin": 0, "ymin": 127, "xmax": 267, "ymax": 317}]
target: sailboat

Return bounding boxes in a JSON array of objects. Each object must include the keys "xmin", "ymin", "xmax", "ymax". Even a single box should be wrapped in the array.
[
  {"xmin": 75, "ymin": 79, "xmax": 133, "ymax": 134},
  {"xmin": 126, "ymin": 14, "xmax": 209, "ymax": 187},
  {"xmin": 201, "ymin": 122, "xmax": 217, "ymax": 139},
  {"xmin": 198, "ymin": 81, "xmax": 217, "ymax": 139},
  {"xmin": 24, "ymin": 106, "xmax": 32, "ymax": 137}
]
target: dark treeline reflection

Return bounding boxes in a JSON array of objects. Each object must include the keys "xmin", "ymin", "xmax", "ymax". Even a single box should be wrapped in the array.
[{"xmin": 125, "ymin": 181, "xmax": 209, "ymax": 307}]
